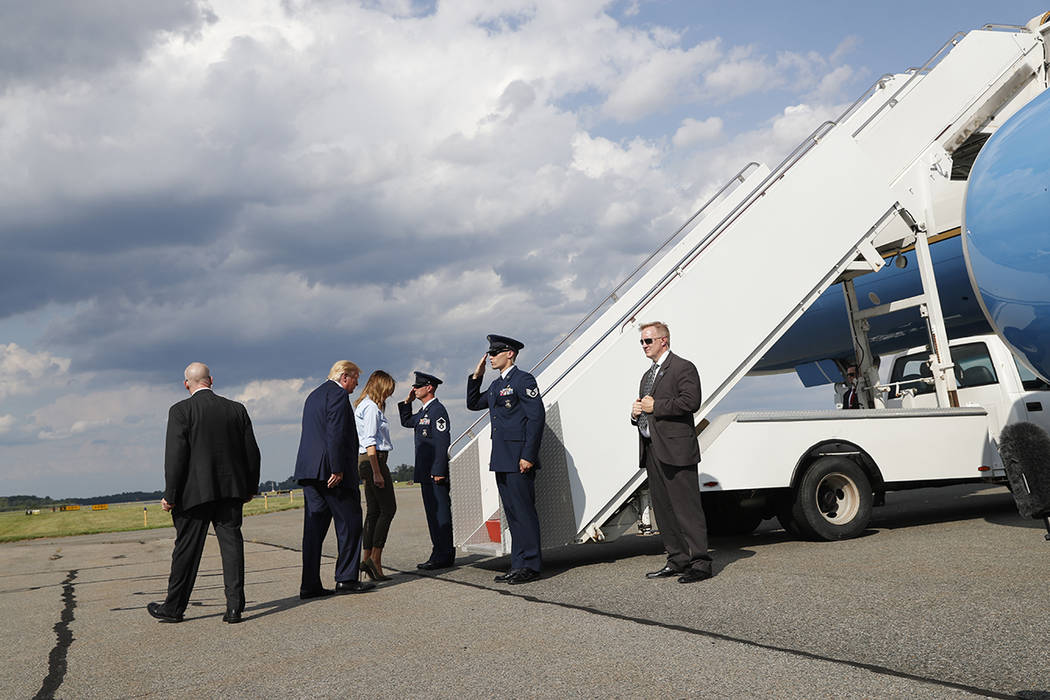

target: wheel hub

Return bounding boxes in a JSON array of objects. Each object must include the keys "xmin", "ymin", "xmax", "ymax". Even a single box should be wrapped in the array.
[{"xmin": 815, "ymin": 472, "xmax": 860, "ymax": 524}]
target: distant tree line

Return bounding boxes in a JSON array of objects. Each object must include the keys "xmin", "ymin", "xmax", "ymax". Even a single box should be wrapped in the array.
[
  {"xmin": 0, "ymin": 491, "xmax": 164, "ymax": 512},
  {"xmin": 2, "ymin": 465, "xmax": 420, "ymax": 510},
  {"xmin": 259, "ymin": 464, "xmax": 415, "ymax": 493}
]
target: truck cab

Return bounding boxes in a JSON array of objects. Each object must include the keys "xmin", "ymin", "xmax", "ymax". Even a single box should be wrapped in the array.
[{"xmin": 886, "ymin": 334, "xmax": 1050, "ymax": 438}]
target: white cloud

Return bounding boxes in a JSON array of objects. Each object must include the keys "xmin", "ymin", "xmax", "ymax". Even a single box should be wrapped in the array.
[
  {"xmin": 0, "ymin": 344, "xmax": 71, "ymax": 399},
  {"xmin": 811, "ymin": 65, "xmax": 855, "ymax": 101},
  {"xmin": 571, "ymin": 132, "xmax": 661, "ymax": 179},
  {"xmin": 235, "ymin": 378, "xmax": 307, "ymax": 424},
  {"xmin": 0, "ymin": 414, "xmax": 14, "ymax": 434},
  {"xmin": 704, "ymin": 55, "xmax": 779, "ymax": 100},
  {"xmin": 673, "ymin": 116, "xmax": 724, "ymax": 148},
  {"xmin": 831, "ymin": 35, "xmax": 862, "ymax": 64},
  {"xmin": 30, "ymin": 384, "xmax": 177, "ymax": 441},
  {"xmin": 602, "ymin": 39, "xmax": 721, "ymax": 121}
]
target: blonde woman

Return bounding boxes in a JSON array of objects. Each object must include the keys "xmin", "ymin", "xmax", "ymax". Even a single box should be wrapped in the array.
[{"xmin": 354, "ymin": 370, "xmax": 397, "ymax": 581}]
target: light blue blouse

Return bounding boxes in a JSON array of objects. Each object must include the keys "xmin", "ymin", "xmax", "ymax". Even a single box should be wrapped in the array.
[{"xmin": 355, "ymin": 396, "xmax": 393, "ymax": 453}]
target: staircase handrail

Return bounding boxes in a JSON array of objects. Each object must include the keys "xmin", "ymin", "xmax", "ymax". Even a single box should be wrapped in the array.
[{"xmin": 852, "ymin": 32, "xmax": 965, "ymax": 137}]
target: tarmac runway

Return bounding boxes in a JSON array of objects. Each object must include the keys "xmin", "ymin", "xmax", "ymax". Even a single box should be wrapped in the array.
[{"xmin": 3, "ymin": 483, "xmax": 1048, "ymax": 699}]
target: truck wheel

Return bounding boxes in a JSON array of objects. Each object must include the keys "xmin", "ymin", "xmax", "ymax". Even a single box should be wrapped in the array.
[
  {"xmin": 791, "ymin": 456, "xmax": 872, "ymax": 541},
  {"xmin": 776, "ymin": 511, "xmax": 803, "ymax": 538},
  {"xmin": 702, "ymin": 493, "xmax": 762, "ymax": 536}
]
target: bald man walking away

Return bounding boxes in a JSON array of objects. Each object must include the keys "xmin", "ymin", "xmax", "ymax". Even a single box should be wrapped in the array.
[{"xmin": 147, "ymin": 363, "xmax": 261, "ymax": 624}]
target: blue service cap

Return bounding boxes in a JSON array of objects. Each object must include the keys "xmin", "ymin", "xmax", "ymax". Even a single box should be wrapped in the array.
[
  {"xmin": 487, "ymin": 334, "xmax": 524, "ymax": 354},
  {"xmin": 412, "ymin": 371, "xmax": 443, "ymax": 388}
]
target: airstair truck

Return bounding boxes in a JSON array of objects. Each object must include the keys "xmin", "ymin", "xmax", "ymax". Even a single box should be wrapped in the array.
[
  {"xmin": 449, "ymin": 16, "xmax": 1050, "ymax": 554},
  {"xmin": 697, "ymin": 333, "xmax": 1050, "ymax": 540}
]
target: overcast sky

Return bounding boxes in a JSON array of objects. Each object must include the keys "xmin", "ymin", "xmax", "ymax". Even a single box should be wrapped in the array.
[{"xmin": 2, "ymin": 0, "xmax": 1046, "ymax": 498}]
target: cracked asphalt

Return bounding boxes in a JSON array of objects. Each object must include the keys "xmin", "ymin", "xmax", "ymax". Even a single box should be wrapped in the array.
[{"xmin": 3, "ymin": 483, "xmax": 1049, "ymax": 699}]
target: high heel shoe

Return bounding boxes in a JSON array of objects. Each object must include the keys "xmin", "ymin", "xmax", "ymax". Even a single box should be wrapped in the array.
[
  {"xmin": 366, "ymin": 559, "xmax": 392, "ymax": 581},
  {"xmin": 362, "ymin": 558, "xmax": 392, "ymax": 582}
]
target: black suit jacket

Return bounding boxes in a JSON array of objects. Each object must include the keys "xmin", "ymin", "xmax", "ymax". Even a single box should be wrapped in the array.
[
  {"xmin": 634, "ymin": 351, "xmax": 702, "ymax": 467},
  {"xmin": 164, "ymin": 389, "xmax": 261, "ymax": 513}
]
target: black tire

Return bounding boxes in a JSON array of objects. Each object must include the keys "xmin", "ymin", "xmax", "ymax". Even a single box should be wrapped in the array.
[
  {"xmin": 703, "ymin": 492, "xmax": 763, "ymax": 536},
  {"xmin": 776, "ymin": 510, "xmax": 804, "ymax": 537},
  {"xmin": 790, "ymin": 456, "xmax": 873, "ymax": 541},
  {"xmin": 772, "ymin": 490, "xmax": 803, "ymax": 536}
]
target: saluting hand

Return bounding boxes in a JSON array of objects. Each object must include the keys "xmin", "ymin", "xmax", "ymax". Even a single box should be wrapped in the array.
[
  {"xmin": 473, "ymin": 354, "xmax": 487, "ymax": 379},
  {"xmin": 405, "ymin": 388, "xmax": 415, "ymax": 404}
]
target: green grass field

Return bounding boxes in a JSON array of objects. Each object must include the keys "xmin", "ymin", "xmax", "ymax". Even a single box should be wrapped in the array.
[
  {"xmin": 0, "ymin": 483, "xmax": 420, "ymax": 543},
  {"xmin": 0, "ymin": 492, "xmax": 307, "ymax": 543}
]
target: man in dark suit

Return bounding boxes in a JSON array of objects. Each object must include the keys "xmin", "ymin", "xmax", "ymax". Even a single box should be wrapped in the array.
[
  {"xmin": 631, "ymin": 322, "xmax": 713, "ymax": 583},
  {"xmin": 293, "ymin": 360, "xmax": 375, "ymax": 598},
  {"xmin": 398, "ymin": 371, "xmax": 454, "ymax": 570},
  {"xmin": 147, "ymin": 362, "xmax": 261, "ymax": 624},
  {"xmin": 467, "ymin": 334, "xmax": 545, "ymax": 584},
  {"xmin": 842, "ymin": 365, "xmax": 861, "ymax": 409}
]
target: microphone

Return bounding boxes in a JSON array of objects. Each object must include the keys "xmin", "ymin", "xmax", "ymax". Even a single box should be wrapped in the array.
[{"xmin": 998, "ymin": 422, "xmax": 1050, "ymax": 541}]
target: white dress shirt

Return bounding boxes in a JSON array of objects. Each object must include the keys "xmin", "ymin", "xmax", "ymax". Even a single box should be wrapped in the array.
[{"xmin": 355, "ymin": 396, "xmax": 393, "ymax": 453}]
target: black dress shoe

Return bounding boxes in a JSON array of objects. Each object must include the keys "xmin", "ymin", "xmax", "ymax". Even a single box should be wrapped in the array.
[
  {"xmin": 299, "ymin": 587, "xmax": 335, "ymax": 600},
  {"xmin": 677, "ymin": 569, "xmax": 713, "ymax": 584},
  {"xmin": 146, "ymin": 602, "xmax": 183, "ymax": 623},
  {"xmin": 646, "ymin": 564, "xmax": 682, "ymax": 579},
  {"xmin": 335, "ymin": 580, "xmax": 376, "ymax": 594},
  {"xmin": 493, "ymin": 569, "xmax": 520, "ymax": 582},
  {"xmin": 417, "ymin": 560, "xmax": 454, "ymax": 571},
  {"xmin": 222, "ymin": 609, "xmax": 242, "ymax": 624},
  {"xmin": 507, "ymin": 568, "xmax": 541, "ymax": 585}
]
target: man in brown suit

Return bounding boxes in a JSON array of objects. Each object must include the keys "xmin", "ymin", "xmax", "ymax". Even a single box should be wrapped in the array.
[
  {"xmin": 147, "ymin": 362, "xmax": 261, "ymax": 623},
  {"xmin": 631, "ymin": 321, "xmax": 713, "ymax": 583}
]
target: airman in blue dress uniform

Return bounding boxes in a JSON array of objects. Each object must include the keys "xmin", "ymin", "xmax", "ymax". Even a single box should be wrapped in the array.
[
  {"xmin": 398, "ymin": 371, "xmax": 455, "ymax": 569},
  {"xmin": 466, "ymin": 334, "xmax": 546, "ymax": 584}
]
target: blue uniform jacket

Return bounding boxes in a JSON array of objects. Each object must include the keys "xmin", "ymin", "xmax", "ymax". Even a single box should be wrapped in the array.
[
  {"xmin": 398, "ymin": 398, "xmax": 451, "ymax": 482},
  {"xmin": 293, "ymin": 380, "xmax": 359, "ymax": 484},
  {"xmin": 466, "ymin": 365, "xmax": 545, "ymax": 472}
]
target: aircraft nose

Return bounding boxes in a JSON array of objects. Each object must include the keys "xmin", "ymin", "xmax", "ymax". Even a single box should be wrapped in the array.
[{"xmin": 963, "ymin": 88, "xmax": 1050, "ymax": 380}]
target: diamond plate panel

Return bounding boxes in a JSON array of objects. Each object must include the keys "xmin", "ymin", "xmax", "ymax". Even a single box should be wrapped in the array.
[
  {"xmin": 534, "ymin": 402, "xmax": 580, "ymax": 548},
  {"xmin": 450, "ymin": 440, "xmax": 483, "ymax": 545}
]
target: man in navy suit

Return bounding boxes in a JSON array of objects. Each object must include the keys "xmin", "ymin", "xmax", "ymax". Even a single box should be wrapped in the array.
[
  {"xmin": 147, "ymin": 362, "xmax": 261, "ymax": 624},
  {"xmin": 398, "ymin": 371, "xmax": 454, "ymax": 570},
  {"xmin": 467, "ymin": 334, "xmax": 545, "ymax": 584},
  {"xmin": 293, "ymin": 360, "xmax": 375, "ymax": 598}
]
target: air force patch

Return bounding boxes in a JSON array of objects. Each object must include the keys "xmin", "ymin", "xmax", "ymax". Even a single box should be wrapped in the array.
[
  {"xmin": 526, "ymin": 386, "xmax": 539, "ymax": 398},
  {"xmin": 436, "ymin": 417, "xmax": 447, "ymax": 432}
]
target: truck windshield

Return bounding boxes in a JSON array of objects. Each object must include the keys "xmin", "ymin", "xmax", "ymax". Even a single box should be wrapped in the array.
[{"xmin": 1012, "ymin": 357, "xmax": 1050, "ymax": 391}]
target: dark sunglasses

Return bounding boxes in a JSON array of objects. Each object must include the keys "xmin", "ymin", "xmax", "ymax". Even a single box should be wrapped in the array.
[{"xmin": 640, "ymin": 337, "xmax": 666, "ymax": 346}]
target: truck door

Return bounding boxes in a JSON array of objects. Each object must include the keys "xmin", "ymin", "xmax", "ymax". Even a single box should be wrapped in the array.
[
  {"xmin": 1011, "ymin": 357, "xmax": 1050, "ymax": 434},
  {"xmin": 951, "ymin": 343, "xmax": 1005, "ymax": 429},
  {"xmin": 890, "ymin": 341, "xmax": 1005, "ymax": 426}
]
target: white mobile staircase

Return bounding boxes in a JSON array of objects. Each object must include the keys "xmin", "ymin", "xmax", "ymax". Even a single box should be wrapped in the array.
[{"xmin": 449, "ymin": 24, "xmax": 1049, "ymax": 555}]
